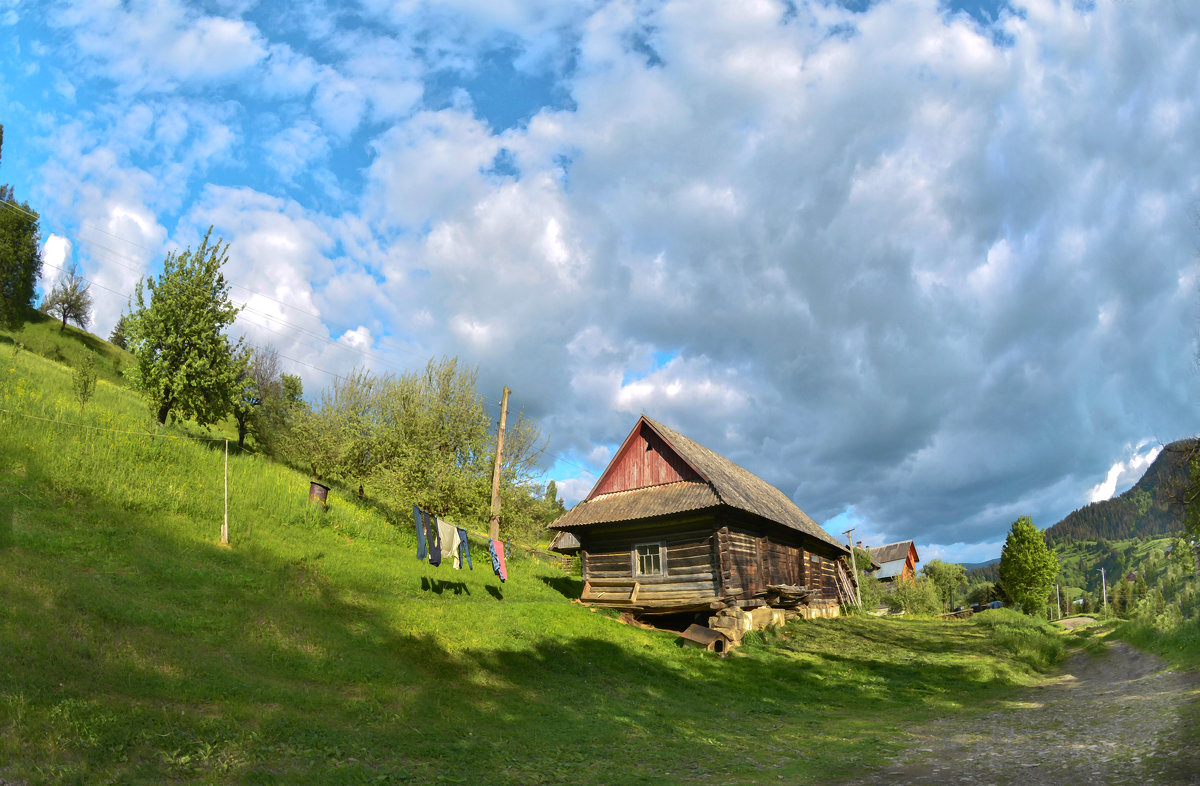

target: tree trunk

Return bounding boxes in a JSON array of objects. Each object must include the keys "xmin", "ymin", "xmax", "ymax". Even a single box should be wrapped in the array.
[
  {"xmin": 237, "ymin": 420, "xmax": 247, "ymax": 449},
  {"xmin": 60, "ymin": 314, "xmax": 66, "ymax": 332},
  {"xmin": 157, "ymin": 399, "xmax": 171, "ymax": 424}
]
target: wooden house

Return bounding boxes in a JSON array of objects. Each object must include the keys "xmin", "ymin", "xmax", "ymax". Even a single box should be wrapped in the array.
[
  {"xmin": 867, "ymin": 540, "xmax": 920, "ymax": 583},
  {"xmin": 548, "ymin": 415, "xmax": 852, "ymax": 617}
]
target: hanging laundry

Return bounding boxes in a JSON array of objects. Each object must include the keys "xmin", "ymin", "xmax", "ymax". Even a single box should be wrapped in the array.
[
  {"xmin": 505, "ymin": 540, "xmax": 511, "ymax": 561},
  {"xmin": 456, "ymin": 527, "xmax": 473, "ymax": 570},
  {"xmin": 426, "ymin": 511, "xmax": 442, "ymax": 567},
  {"xmin": 438, "ymin": 519, "xmax": 460, "ymax": 570},
  {"xmin": 412, "ymin": 505, "xmax": 427, "ymax": 561},
  {"xmin": 489, "ymin": 538, "xmax": 507, "ymax": 582}
]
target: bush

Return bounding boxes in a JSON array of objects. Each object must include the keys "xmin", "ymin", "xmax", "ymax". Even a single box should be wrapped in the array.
[{"xmin": 887, "ymin": 576, "xmax": 941, "ymax": 616}]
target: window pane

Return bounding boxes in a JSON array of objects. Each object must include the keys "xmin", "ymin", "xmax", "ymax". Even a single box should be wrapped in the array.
[{"xmin": 635, "ymin": 544, "xmax": 662, "ymax": 576}]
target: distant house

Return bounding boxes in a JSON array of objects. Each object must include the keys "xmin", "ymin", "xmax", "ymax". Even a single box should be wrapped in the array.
[
  {"xmin": 868, "ymin": 540, "xmax": 920, "ymax": 583},
  {"xmin": 548, "ymin": 415, "xmax": 852, "ymax": 617}
]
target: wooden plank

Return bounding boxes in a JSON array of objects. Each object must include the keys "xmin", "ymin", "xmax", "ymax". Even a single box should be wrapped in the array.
[
  {"xmin": 663, "ymin": 562, "xmax": 714, "ymax": 575},
  {"xmin": 587, "ymin": 577, "xmax": 637, "ymax": 587},
  {"xmin": 630, "ymin": 582, "xmax": 640, "ymax": 602}
]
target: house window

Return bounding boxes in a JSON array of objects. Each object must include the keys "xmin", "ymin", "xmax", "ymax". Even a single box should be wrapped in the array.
[{"xmin": 635, "ymin": 543, "xmax": 663, "ymax": 576}]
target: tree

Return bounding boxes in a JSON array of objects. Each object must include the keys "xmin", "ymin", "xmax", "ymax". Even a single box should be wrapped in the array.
[
  {"xmin": 72, "ymin": 355, "xmax": 97, "ymax": 412},
  {"xmin": 887, "ymin": 575, "xmax": 941, "ymax": 615},
  {"xmin": 231, "ymin": 345, "xmax": 285, "ymax": 449},
  {"xmin": 997, "ymin": 516, "xmax": 1060, "ymax": 615},
  {"xmin": 108, "ymin": 313, "xmax": 130, "ymax": 349},
  {"xmin": 124, "ymin": 229, "xmax": 242, "ymax": 426},
  {"xmin": 41, "ymin": 261, "xmax": 93, "ymax": 331},
  {"xmin": 921, "ymin": 559, "xmax": 967, "ymax": 612},
  {"xmin": 0, "ymin": 198, "xmax": 42, "ymax": 328}
]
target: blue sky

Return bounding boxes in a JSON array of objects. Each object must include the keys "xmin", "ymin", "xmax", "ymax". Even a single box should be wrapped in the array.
[{"xmin": 3, "ymin": 0, "xmax": 1199, "ymax": 564}]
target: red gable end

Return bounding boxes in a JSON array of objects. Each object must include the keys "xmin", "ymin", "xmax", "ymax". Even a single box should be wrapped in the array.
[{"xmin": 587, "ymin": 417, "xmax": 703, "ymax": 499}]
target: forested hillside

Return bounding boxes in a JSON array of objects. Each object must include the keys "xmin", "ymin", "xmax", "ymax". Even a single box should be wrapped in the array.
[{"xmin": 1046, "ymin": 440, "xmax": 1195, "ymax": 544}]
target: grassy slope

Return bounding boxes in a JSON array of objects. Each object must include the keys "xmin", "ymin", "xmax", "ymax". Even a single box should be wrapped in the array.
[{"xmin": 1, "ymin": 327, "xmax": 1069, "ymax": 784}]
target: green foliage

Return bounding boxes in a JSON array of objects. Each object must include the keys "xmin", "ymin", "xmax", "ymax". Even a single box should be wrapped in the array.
[
  {"xmin": 998, "ymin": 516, "xmax": 1059, "ymax": 615},
  {"xmin": 921, "ymin": 559, "xmax": 967, "ymax": 612},
  {"xmin": 856, "ymin": 567, "xmax": 886, "ymax": 610},
  {"xmin": 0, "ymin": 198, "xmax": 42, "ymax": 328},
  {"xmin": 1048, "ymin": 439, "xmax": 1193, "ymax": 545},
  {"xmin": 886, "ymin": 576, "xmax": 941, "ymax": 616},
  {"xmin": 124, "ymin": 229, "xmax": 242, "ymax": 426},
  {"xmin": 280, "ymin": 357, "xmax": 556, "ymax": 539},
  {"xmin": 108, "ymin": 313, "xmax": 129, "ymax": 350},
  {"xmin": 230, "ymin": 345, "xmax": 297, "ymax": 450},
  {"xmin": 71, "ymin": 355, "xmax": 96, "ymax": 412},
  {"xmin": 40, "ymin": 261, "xmax": 93, "ymax": 332}
]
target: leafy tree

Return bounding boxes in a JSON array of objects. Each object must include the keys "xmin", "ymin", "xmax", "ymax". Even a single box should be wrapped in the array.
[
  {"xmin": 125, "ymin": 229, "xmax": 242, "ymax": 426},
  {"xmin": 41, "ymin": 261, "xmax": 93, "ymax": 331},
  {"xmin": 72, "ymin": 355, "xmax": 97, "ymax": 412},
  {"xmin": 921, "ymin": 559, "xmax": 967, "ymax": 612},
  {"xmin": 965, "ymin": 582, "xmax": 998, "ymax": 606},
  {"xmin": 887, "ymin": 575, "xmax": 941, "ymax": 615},
  {"xmin": 0, "ymin": 198, "xmax": 42, "ymax": 328},
  {"xmin": 231, "ymin": 345, "xmax": 294, "ymax": 449},
  {"xmin": 998, "ymin": 516, "xmax": 1060, "ymax": 615},
  {"xmin": 108, "ymin": 313, "xmax": 130, "ymax": 349}
]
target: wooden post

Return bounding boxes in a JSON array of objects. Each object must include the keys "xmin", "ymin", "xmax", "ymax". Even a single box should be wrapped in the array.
[
  {"xmin": 1056, "ymin": 583, "xmax": 1062, "ymax": 619},
  {"xmin": 1099, "ymin": 567, "xmax": 1107, "ymax": 615},
  {"xmin": 488, "ymin": 386, "xmax": 510, "ymax": 542},
  {"xmin": 221, "ymin": 439, "xmax": 229, "ymax": 545},
  {"xmin": 843, "ymin": 528, "xmax": 861, "ymax": 607}
]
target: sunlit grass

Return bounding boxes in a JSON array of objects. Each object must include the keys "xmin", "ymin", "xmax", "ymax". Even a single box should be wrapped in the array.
[{"xmin": 0, "ymin": 326, "xmax": 1071, "ymax": 784}]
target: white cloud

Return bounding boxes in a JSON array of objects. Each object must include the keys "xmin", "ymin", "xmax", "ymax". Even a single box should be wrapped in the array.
[
  {"xmin": 57, "ymin": 0, "xmax": 267, "ymax": 91},
  {"xmin": 1087, "ymin": 441, "xmax": 1163, "ymax": 504},
  {"xmin": 11, "ymin": 0, "xmax": 1200, "ymax": 563}
]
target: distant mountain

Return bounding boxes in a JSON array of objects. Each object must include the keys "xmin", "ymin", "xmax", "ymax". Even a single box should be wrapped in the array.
[
  {"xmin": 1046, "ymin": 439, "xmax": 1196, "ymax": 544},
  {"xmin": 960, "ymin": 558, "xmax": 1000, "ymax": 571}
]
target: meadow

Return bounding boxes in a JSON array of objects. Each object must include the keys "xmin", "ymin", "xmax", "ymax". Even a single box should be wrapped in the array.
[{"xmin": 1, "ymin": 324, "xmax": 1072, "ymax": 784}]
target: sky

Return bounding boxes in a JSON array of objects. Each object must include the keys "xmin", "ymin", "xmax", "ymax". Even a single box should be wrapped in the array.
[{"xmin": 2, "ymin": 0, "xmax": 1198, "ymax": 564}]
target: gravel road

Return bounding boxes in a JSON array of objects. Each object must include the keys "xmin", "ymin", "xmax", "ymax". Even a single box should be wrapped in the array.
[{"xmin": 841, "ymin": 640, "xmax": 1200, "ymax": 785}]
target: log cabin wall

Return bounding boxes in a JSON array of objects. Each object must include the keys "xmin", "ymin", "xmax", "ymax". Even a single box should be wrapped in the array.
[
  {"xmin": 580, "ymin": 518, "xmax": 720, "ymax": 605},
  {"xmin": 761, "ymin": 535, "xmax": 803, "ymax": 587}
]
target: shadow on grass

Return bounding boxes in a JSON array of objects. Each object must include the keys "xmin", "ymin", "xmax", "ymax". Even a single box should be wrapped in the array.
[
  {"xmin": 0, "ymin": 448, "xmax": 1048, "ymax": 784},
  {"xmin": 420, "ymin": 576, "xmax": 470, "ymax": 595},
  {"xmin": 539, "ymin": 573, "xmax": 583, "ymax": 599}
]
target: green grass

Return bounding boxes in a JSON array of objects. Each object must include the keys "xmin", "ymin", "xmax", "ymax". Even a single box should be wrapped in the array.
[
  {"xmin": 1112, "ymin": 616, "xmax": 1200, "ymax": 672},
  {"xmin": 1, "ymin": 327, "xmax": 1073, "ymax": 784}
]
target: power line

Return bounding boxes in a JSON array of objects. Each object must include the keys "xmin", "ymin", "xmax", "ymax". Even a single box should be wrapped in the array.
[{"xmin": 11, "ymin": 202, "xmax": 599, "ymax": 480}]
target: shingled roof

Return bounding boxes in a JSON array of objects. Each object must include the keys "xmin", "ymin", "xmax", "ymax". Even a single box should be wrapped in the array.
[
  {"xmin": 550, "ymin": 415, "xmax": 847, "ymax": 554},
  {"xmin": 868, "ymin": 541, "xmax": 917, "ymax": 565}
]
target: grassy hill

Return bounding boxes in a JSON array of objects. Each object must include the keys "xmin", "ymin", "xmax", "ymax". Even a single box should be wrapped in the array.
[{"xmin": 1, "ymin": 320, "xmax": 1074, "ymax": 784}]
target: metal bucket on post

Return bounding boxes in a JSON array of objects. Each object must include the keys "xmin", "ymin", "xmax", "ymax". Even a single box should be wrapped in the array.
[{"xmin": 308, "ymin": 481, "xmax": 330, "ymax": 509}]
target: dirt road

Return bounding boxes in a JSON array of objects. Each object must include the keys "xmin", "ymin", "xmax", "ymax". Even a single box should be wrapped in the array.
[{"xmin": 842, "ymin": 640, "xmax": 1200, "ymax": 785}]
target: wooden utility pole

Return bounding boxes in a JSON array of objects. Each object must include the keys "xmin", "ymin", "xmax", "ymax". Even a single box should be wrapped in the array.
[
  {"xmin": 1056, "ymin": 583, "xmax": 1062, "ymax": 620},
  {"xmin": 1099, "ymin": 567, "xmax": 1107, "ymax": 615},
  {"xmin": 488, "ymin": 386, "xmax": 511, "ymax": 542},
  {"xmin": 221, "ymin": 439, "xmax": 229, "ymax": 545},
  {"xmin": 843, "ymin": 528, "xmax": 861, "ymax": 607}
]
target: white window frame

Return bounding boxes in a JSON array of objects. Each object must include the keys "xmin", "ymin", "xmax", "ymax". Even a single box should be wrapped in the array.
[{"xmin": 633, "ymin": 542, "xmax": 666, "ymax": 577}]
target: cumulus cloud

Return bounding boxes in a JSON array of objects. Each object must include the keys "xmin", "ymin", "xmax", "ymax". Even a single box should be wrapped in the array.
[
  {"xmin": 56, "ymin": 0, "xmax": 267, "ymax": 91},
  {"xmin": 10, "ymin": 0, "xmax": 1200, "ymax": 562}
]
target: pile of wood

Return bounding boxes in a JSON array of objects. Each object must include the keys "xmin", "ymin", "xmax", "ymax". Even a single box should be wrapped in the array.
[{"xmin": 765, "ymin": 583, "xmax": 812, "ymax": 608}]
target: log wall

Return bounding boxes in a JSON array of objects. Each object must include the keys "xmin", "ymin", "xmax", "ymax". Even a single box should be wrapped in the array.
[{"xmin": 581, "ymin": 520, "xmax": 719, "ymax": 606}]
